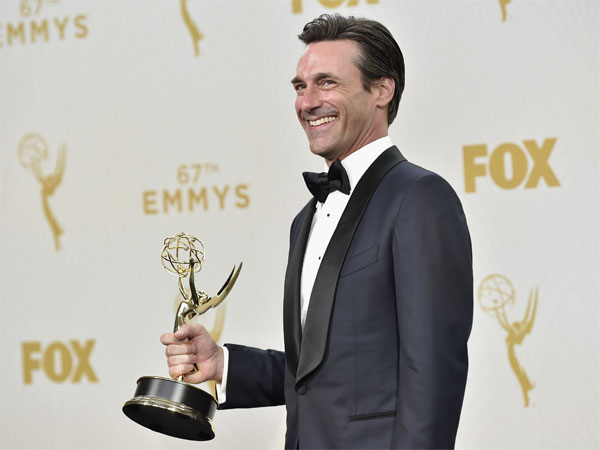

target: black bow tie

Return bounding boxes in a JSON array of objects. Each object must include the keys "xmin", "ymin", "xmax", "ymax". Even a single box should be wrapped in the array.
[{"xmin": 302, "ymin": 159, "xmax": 351, "ymax": 203}]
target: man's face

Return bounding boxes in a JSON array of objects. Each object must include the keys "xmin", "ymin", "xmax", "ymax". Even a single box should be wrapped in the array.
[{"xmin": 292, "ymin": 40, "xmax": 384, "ymax": 163}]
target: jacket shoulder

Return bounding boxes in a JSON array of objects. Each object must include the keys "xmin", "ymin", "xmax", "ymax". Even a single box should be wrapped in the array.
[{"xmin": 383, "ymin": 159, "xmax": 458, "ymax": 196}]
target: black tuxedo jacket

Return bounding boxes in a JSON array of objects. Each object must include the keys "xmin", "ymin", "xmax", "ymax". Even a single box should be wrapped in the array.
[{"xmin": 222, "ymin": 147, "xmax": 473, "ymax": 449}]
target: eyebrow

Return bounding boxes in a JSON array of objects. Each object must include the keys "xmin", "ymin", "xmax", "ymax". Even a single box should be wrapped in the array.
[{"xmin": 290, "ymin": 72, "xmax": 338, "ymax": 85}]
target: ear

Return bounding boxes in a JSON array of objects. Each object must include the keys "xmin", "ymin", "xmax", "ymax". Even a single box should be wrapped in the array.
[{"xmin": 374, "ymin": 76, "xmax": 395, "ymax": 109}]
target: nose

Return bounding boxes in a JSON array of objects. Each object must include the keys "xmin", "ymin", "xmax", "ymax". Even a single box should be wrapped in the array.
[{"xmin": 298, "ymin": 85, "xmax": 322, "ymax": 114}]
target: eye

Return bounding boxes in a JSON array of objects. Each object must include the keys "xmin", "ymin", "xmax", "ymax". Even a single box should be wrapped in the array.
[
  {"xmin": 293, "ymin": 83, "xmax": 306, "ymax": 93},
  {"xmin": 321, "ymin": 79, "xmax": 336, "ymax": 87}
]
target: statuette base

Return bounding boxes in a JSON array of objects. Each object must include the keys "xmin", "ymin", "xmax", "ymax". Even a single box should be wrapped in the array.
[{"xmin": 122, "ymin": 376, "xmax": 216, "ymax": 441}]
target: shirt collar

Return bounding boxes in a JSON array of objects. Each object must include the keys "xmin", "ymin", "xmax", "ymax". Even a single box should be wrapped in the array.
[{"xmin": 325, "ymin": 136, "xmax": 393, "ymax": 192}]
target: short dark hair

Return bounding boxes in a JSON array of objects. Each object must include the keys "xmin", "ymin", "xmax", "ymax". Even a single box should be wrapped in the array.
[{"xmin": 298, "ymin": 14, "xmax": 405, "ymax": 125}]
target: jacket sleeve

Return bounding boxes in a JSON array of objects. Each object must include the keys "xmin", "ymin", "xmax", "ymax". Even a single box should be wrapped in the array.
[
  {"xmin": 218, "ymin": 344, "xmax": 286, "ymax": 409},
  {"xmin": 390, "ymin": 173, "xmax": 473, "ymax": 449}
]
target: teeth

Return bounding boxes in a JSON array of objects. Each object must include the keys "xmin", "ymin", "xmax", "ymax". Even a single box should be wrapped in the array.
[{"xmin": 309, "ymin": 116, "xmax": 336, "ymax": 127}]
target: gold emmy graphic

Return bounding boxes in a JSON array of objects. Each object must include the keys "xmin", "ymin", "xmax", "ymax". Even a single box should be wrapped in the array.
[
  {"xmin": 180, "ymin": 0, "xmax": 203, "ymax": 56},
  {"xmin": 478, "ymin": 274, "xmax": 538, "ymax": 407},
  {"xmin": 499, "ymin": 0, "xmax": 512, "ymax": 21},
  {"xmin": 123, "ymin": 232, "xmax": 242, "ymax": 440},
  {"xmin": 18, "ymin": 133, "xmax": 66, "ymax": 251}
]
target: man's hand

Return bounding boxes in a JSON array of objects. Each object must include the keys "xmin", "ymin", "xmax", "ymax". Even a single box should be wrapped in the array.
[{"xmin": 160, "ymin": 323, "xmax": 224, "ymax": 384}]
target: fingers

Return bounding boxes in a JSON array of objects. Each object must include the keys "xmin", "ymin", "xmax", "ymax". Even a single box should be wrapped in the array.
[
  {"xmin": 168, "ymin": 360, "xmax": 210, "ymax": 383},
  {"xmin": 164, "ymin": 342, "xmax": 196, "ymax": 357},
  {"xmin": 161, "ymin": 323, "xmax": 207, "ymax": 347},
  {"xmin": 166, "ymin": 350, "xmax": 198, "ymax": 380},
  {"xmin": 160, "ymin": 323, "xmax": 216, "ymax": 383},
  {"xmin": 160, "ymin": 332, "xmax": 182, "ymax": 346},
  {"xmin": 168, "ymin": 363, "xmax": 198, "ymax": 380},
  {"xmin": 173, "ymin": 323, "xmax": 207, "ymax": 341},
  {"xmin": 167, "ymin": 353, "xmax": 197, "ymax": 367},
  {"xmin": 181, "ymin": 371, "xmax": 207, "ymax": 384}
]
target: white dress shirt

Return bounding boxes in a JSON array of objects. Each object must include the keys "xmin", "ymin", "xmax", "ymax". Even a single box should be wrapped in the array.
[
  {"xmin": 299, "ymin": 136, "xmax": 393, "ymax": 327},
  {"xmin": 217, "ymin": 136, "xmax": 393, "ymax": 403}
]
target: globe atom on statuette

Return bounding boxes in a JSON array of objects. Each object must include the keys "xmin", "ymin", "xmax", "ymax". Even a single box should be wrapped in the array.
[{"xmin": 123, "ymin": 232, "xmax": 242, "ymax": 441}]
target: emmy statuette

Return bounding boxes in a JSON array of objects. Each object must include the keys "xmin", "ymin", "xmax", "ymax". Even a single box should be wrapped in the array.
[{"xmin": 123, "ymin": 232, "xmax": 242, "ymax": 440}]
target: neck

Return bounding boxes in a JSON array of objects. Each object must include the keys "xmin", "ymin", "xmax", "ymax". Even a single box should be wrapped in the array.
[{"xmin": 324, "ymin": 132, "xmax": 389, "ymax": 167}]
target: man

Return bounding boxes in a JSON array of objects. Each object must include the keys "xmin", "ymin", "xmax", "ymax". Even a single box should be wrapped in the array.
[{"xmin": 161, "ymin": 14, "xmax": 473, "ymax": 449}]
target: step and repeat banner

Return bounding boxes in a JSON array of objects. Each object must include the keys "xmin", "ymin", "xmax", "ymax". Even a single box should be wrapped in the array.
[{"xmin": 1, "ymin": 0, "xmax": 598, "ymax": 449}]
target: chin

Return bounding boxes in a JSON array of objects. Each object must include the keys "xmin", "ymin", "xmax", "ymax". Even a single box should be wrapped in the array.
[
  {"xmin": 309, "ymin": 146, "xmax": 332, "ymax": 159},
  {"xmin": 307, "ymin": 140, "xmax": 334, "ymax": 158}
]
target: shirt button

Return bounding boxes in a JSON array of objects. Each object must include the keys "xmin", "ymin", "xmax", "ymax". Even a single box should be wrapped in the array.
[
  {"xmin": 327, "ymin": 213, "xmax": 330, "ymax": 217},
  {"xmin": 318, "ymin": 256, "xmax": 321, "ymax": 260}
]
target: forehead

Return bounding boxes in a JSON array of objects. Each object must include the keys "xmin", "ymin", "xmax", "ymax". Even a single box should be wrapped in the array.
[{"xmin": 295, "ymin": 40, "xmax": 361, "ymax": 77}]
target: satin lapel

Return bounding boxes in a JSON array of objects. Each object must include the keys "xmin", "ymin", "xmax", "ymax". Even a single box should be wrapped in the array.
[
  {"xmin": 296, "ymin": 146, "xmax": 406, "ymax": 384},
  {"xmin": 283, "ymin": 198, "xmax": 317, "ymax": 376}
]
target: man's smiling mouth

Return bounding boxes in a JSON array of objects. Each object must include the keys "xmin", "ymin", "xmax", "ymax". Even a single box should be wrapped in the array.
[{"xmin": 309, "ymin": 116, "xmax": 337, "ymax": 127}]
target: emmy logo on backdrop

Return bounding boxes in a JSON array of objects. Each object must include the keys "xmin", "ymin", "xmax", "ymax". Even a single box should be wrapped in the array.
[
  {"xmin": 123, "ymin": 232, "xmax": 242, "ymax": 440},
  {"xmin": 499, "ymin": 0, "xmax": 512, "ymax": 21},
  {"xmin": 180, "ymin": 0, "xmax": 203, "ymax": 56},
  {"xmin": 478, "ymin": 274, "xmax": 538, "ymax": 407},
  {"xmin": 18, "ymin": 133, "xmax": 66, "ymax": 251}
]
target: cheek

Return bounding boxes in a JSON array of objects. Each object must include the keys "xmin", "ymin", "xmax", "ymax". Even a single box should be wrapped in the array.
[
  {"xmin": 321, "ymin": 92, "xmax": 337, "ymax": 106},
  {"xmin": 347, "ymin": 99, "xmax": 370, "ymax": 124}
]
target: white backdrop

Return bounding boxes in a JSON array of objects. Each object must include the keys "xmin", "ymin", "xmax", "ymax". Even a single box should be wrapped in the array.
[{"xmin": 1, "ymin": 0, "xmax": 598, "ymax": 448}]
